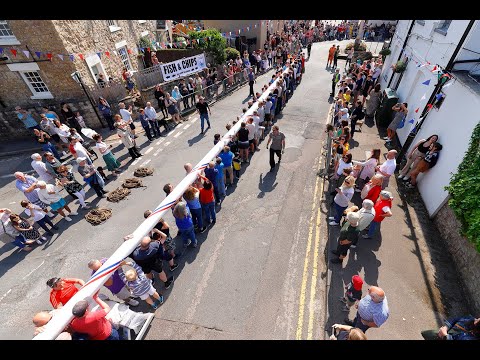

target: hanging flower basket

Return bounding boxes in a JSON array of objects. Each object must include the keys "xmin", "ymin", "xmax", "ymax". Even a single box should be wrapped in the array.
[{"xmin": 393, "ymin": 60, "xmax": 407, "ymax": 73}]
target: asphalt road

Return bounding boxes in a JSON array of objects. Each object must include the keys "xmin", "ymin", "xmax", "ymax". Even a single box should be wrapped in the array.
[{"xmin": 0, "ymin": 40, "xmax": 334, "ymax": 339}]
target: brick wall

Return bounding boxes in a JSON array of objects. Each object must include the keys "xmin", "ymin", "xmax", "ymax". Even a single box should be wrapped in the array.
[{"xmin": 434, "ymin": 204, "xmax": 480, "ymax": 313}]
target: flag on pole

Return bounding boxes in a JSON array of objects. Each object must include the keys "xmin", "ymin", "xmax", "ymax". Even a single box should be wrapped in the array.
[
  {"xmin": 422, "ymin": 79, "xmax": 431, "ymax": 86},
  {"xmin": 22, "ymin": 50, "xmax": 30, "ymax": 58}
]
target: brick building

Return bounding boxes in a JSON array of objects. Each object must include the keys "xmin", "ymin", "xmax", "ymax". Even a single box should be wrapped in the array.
[{"xmin": 0, "ymin": 19, "xmax": 156, "ymax": 140}]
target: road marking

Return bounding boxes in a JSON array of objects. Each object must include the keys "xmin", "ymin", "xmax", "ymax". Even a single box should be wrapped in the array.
[
  {"xmin": 167, "ymin": 129, "xmax": 176, "ymax": 136},
  {"xmin": 141, "ymin": 159, "xmax": 151, "ymax": 167},
  {"xmin": 153, "ymin": 149, "xmax": 163, "ymax": 156},
  {"xmin": 132, "ymin": 158, "xmax": 141, "ymax": 166},
  {"xmin": 307, "ymin": 206, "xmax": 323, "ymax": 340},
  {"xmin": 176, "ymin": 123, "xmax": 184, "ymax": 129},
  {"xmin": 174, "ymin": 131, "xmax": 183, "ymax": 138},
  {"xmin": 183, "ymin": 124, "xmax": 191, "ymax": 129},
  {"xmin": 164, "ymin": 141, "xmax": 171, "ymax": 147},
  {"xmin": 0, "ymin": 289, "xmax": 12, "ymax": 303},
  {"xmin": 145, "ymin": 148, "xmax": 154, "ymax": 155},
  {"xmin": 9, "ymin": 202, "xmax": 16, "ymax": 205},
  {"xmin": 296, "ymin": 174, "xmax": 320, "ymax": 340},
  {"xmin": 191, "ymin": 118, "xmax": 198, "ymax": 123},
  {"xmin": 155, "ymin": 139, "xmax": 165, "ymax": 146},
  {"xmin": 22, "ymin": 260, "xmax": 45, "ymax": 280}
]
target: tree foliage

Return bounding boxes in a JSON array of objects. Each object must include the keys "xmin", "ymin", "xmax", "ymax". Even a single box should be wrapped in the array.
[
  {"xmin": 188, "ymin": 28, "xmax": 227, "ymax": 65},
  {"xmin": 445, "ymin": 122, "xmax": 480, "ymax": 252},
  {"xmin": 224, "ymin": 47, "xmax": 240, "ymax": 61}
]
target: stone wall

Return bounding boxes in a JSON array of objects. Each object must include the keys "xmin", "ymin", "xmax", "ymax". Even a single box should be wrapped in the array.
[
  {"xmin": 0, "ymin": 20, "xmax": 82, "ymax": 108},
  {"xmin": 0, "ymin": 100, "xmax": 103, "ymax": 142},
  {"xmin": 52, "ymin": 20, "xmax": 157, "ymax": 87},
  {"xmin": 434, "ymin": 203, "xmax": 480, "ymax": 313}
]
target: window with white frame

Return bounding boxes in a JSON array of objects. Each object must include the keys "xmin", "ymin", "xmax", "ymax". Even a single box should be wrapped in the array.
[
  {"xmin": 7, "ymin": 62, "xmax": 53, "ymax": 99},
  {"xmin": 0, "ymin": 20, "xmax": 20, "ymax": 45},
  {"xmin": 119, "ymin": 46, "xmax": 132, "ymax": 71},
  {"xmin": 106, "ymin": 20, "xmax": 121, "ymax": 33},
  {"xmin": 21, "ymin": 71, "xmax": 52, "ymax": 98}
]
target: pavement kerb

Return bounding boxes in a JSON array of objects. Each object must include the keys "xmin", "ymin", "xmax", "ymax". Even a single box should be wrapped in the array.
[{"xmin": 323, "ymin": 103, "xmax": 335, "ymax": 340}]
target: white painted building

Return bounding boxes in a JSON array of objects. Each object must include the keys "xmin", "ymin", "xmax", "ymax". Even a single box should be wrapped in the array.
[{"xmin": 379, "ymin": 20, "xmax": 480, "ymax": 216}]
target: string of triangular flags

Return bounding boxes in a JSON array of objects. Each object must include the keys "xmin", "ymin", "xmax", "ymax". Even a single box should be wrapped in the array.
[{"xmin": 0, "ymin": 21, "xmax": 272, "ymax": 61}]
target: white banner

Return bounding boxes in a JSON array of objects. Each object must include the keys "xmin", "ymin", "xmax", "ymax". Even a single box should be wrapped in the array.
[
  {"xmin": 160, "ymin": 53, "xmax": 207, "ymax": 82},
  {"xmin": 34, "ymin": 63, "xmax": 291, "ymax": 340}
]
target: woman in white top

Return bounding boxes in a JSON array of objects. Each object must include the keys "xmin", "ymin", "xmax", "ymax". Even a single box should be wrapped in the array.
[
  {"xmin": 21, "ymin": 199, "xmax": 57, "ymax": 236},
  {"xmin": 92, "ymin": 133, "xmax": 121, "ymax": 174},
  {"xmin": 36, "ymin": 181, "xmax": 77, "ymax": 221},
  {"xmin": 52, "ymin": 120, "xmax": 70, "ymax": 143},
  {"xmin": 335, "ymin": 153, "xmax": 353, "ymax": 179},
  {"xmin": 352, "ymin": 148, "xmax": 381, "ymax": 191},
  {"xmin": 329, "ymin": 175, "xmax": 356, "ymax": 225}
]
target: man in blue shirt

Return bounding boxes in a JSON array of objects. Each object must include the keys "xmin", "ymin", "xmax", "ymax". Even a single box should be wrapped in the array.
[
  {"xmin": 219, "ymin": 146, "xmax": 234, "ymax": 186},
  {"xmin": 15, "ymin": 106, "xmax": 40, "ymax": 132},
  {"xmin": 215, "ymin": 157, "xmax": 226, "ymax": 199}
]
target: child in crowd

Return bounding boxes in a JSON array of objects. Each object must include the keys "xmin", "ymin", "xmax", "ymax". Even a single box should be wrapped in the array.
[
  {"xmin": 74, "ymin": 111, "xmax": 87, "ymax": 128},
  {"xmin": 233, "ymin": 153, "xmax": 242, "ymax": 179},
  {"xmin": 339, "ymin": 274, "xmax": 363, "ymax": 312},
  {"xmin": 118, "ymin": 260, "xmax": 164, "ymax": 310},
  {"xmin": 214, "ymin": 133, "xmax": 221, "ymax": 145}
]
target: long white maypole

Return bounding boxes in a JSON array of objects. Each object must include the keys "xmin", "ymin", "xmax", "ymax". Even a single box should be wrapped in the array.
[{"xmin": 34, "ymin": 64, "xmax": 292, "ymax": 340}]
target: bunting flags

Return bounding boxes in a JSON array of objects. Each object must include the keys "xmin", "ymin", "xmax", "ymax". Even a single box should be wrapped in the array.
[
  {"xmin": 22, "ymin": 50, "xmax": 30, "ymax": 58},
  {"xmin": 113, "ymin": 50, "xmax": 118, "ymax": 56},
  {"xmin": 105, "ymin": 51, "xmax": 110, "ymax": 58},
  {"xmin": 415, "ymin": 108, "xmax": 420, "ymax": 113},
  {"xmin": 46, "ymin": 53, "xmax": 52, "ymax": 60},
  {"xmin": 35, "ymin": 51, "xmax": 42, "ymax": 58},
  {"xmin": 408, "ymin": 119, "xmax": 415, "ymax": 124},
  {"xmin": 78, "ymin": 53, "xmax": 84, "ymax": 60},
  {"xmin": 57, "ymin": 54, "xmax": 64, "ymax": 61},
  {"xmin": 422, "ymin": 79, "xmax": 431, "ymax": 86},
  {"xmin": 0, "ymin": 48, "xmax": 3, "ymax": 54},
  {"xmin": 10, "ymin": 49, "xmax": 17, "ymax": 57},
  {"xmin": 420, "ymin": 93, "xmax": 427, "ymax": 100},
  {"xmin": 97, "ymin": 52, "xmax": 101, "ymax": 59}
]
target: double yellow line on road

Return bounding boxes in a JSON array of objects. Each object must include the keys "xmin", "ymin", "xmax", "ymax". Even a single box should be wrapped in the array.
[{"xmin": 295, "ymin": 168, "xmax": 325, "ymax": 340}]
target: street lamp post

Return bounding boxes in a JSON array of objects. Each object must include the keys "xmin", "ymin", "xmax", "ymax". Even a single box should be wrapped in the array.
[{"xmin": 72, "ymin": 71, "xmax": 106, "ymax": 128}]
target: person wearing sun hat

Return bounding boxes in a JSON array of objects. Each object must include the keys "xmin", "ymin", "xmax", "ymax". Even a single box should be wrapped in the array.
[{"xmin": 339, "ymin": 275, "xmax": 364, "ymax": 312}]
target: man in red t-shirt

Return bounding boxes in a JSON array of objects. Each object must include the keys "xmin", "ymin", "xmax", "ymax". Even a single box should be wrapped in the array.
[
  {"xmin": 70, "ymin": 292, "xmax": 119, "ymax": 340},
  {"xmin": 47, "ymin": 277, "xmax": 85, "ymax": 309}
]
